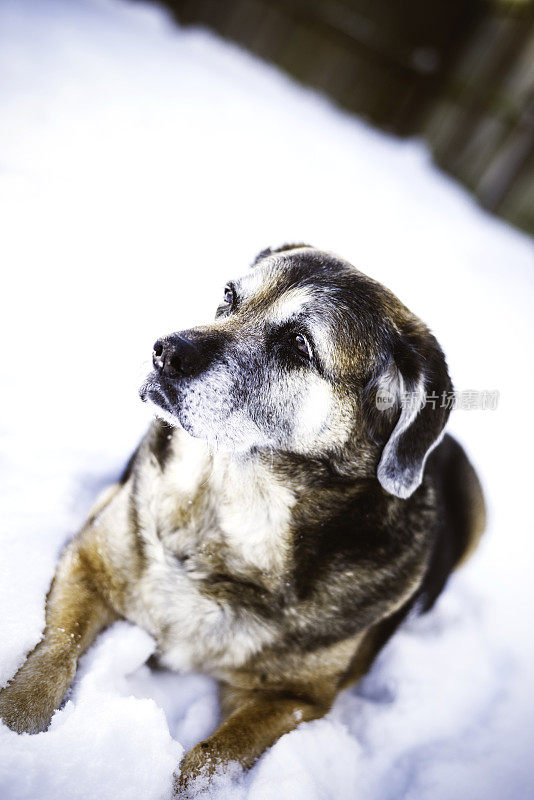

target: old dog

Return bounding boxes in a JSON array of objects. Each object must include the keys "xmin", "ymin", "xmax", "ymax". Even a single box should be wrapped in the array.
[{"xmin": 0, "ymin": 245, "xmax": 485, "ymax": 792}]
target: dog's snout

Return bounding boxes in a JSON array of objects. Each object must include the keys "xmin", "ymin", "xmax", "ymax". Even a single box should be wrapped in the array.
[{"xmin": 152, "ymin": 336, "xmax": 198, "ymax": 378}]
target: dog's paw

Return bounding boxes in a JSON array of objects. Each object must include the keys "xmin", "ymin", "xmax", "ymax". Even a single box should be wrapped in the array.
[
  {"xmin": 173, "ymin": 741, "xmax": 242, "ymax": 798},
  {"xmin": 0, "ymin": 650, "xmax": 73, "ymax": 735},
  {"xmin": 173, "ymin": 743, "xmax": 215, "ymax": 798},
  {"xmin": 0, "ymin": 679, "xmax": 49, "ymax": 734}
]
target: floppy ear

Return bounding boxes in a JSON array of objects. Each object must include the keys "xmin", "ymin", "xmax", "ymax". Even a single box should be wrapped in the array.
[
  {"xmin": 375, "ymin": 324, "xmax": 453, "ymax": 499},
  {"xmin": 251, "ymin": 243, "xmax": 313, "ymax": 267}
]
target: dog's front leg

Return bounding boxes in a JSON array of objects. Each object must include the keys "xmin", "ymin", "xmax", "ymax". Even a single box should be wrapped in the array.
[
  {"xmin": 175, "ymin": 689, "xmax": 332, "ymax": 795},
  {"xmin": 0, "ymin": 535, "xmax": 117, "ymax": 734}
]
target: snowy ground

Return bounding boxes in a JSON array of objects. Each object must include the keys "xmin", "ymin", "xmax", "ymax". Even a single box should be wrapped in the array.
[{"xmin": 0, "ymin": 0, "xmax": 533, "ymax": 798}]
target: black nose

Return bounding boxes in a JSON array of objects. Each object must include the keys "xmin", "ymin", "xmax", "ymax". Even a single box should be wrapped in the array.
[{"xmin": 152, "ymin": 335, "xmax": 198, "ymax": 378}]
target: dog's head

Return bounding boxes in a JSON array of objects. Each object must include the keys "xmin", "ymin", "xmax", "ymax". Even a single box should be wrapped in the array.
[{"xmin": 140, "ymin": 245, "xmax": 452, "ymax": 498}]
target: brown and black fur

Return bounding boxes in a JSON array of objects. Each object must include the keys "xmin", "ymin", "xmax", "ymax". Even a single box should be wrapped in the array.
[{"xmin": 0, "ymin": 245, "xmax": 485, "ymax": 795}]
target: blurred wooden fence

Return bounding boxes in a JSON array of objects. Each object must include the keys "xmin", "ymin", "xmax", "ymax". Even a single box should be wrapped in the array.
[{"xmin": 155, "ymin": 0, "xmax": 534, "ymax": 235}]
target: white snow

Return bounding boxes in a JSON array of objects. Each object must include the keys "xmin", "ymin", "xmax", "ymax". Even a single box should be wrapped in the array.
[{"xmin": 0, "ymin": 0, "xmax": 533, "ymax": 798}]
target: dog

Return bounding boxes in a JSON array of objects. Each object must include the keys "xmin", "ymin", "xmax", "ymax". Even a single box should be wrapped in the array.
[{"xmin": 0, "ymin": 244, "xmax": 485, "ymax": 793}]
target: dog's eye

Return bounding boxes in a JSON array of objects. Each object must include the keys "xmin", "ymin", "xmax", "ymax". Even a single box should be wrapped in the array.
[
  {"xmin": 294, "ymin": 334, "xmax": 311, "ymax": 359},
  {"xmin": 223, "ymin": 285, "xmax": 234, "ymax": 306}
]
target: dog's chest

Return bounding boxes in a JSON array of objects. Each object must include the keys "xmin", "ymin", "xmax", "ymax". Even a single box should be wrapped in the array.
[{"xmin": 132, "ymin": 434, "xmax": 295, "ymax": 671}]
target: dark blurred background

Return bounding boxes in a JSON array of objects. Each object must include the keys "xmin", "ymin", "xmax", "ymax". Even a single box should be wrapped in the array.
[{"xmin": 148, "ymin": 0, "xmax": 534, "ymax": 234}]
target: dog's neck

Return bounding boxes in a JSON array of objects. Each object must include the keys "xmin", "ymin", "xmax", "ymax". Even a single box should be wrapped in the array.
[
  {"xmin": 165, "ymin": 419, "xmax": 378, "ymax": 503},
  {"xmin": 154, "ymin": 422, "xmax": 389, "ymax": 583}
]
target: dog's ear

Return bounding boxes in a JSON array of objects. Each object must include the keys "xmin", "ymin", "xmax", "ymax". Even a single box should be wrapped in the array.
[
  {"xmin": 372, "ymin": 322, "xmax": 453, "ymax": 499},
  {"xmin": 251, "ymin": 243, "xmax": 312, "ymax": 267}
]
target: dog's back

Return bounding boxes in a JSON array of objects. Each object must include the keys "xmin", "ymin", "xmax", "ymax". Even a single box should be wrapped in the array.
[
  {"xmin": 420, "ymin": 434, "xmax": 486, "ymax": 612},
  {"xmin": 340, "ymin": 434, "xmax": 485, "ymax": 689}
]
